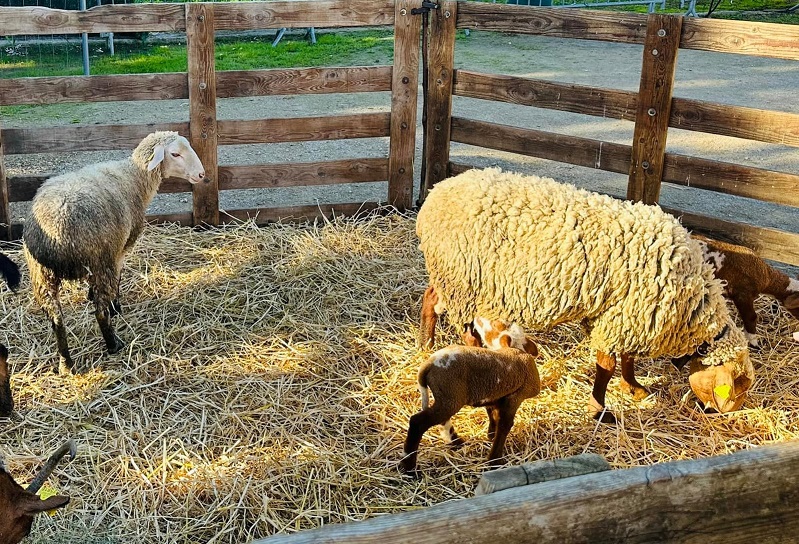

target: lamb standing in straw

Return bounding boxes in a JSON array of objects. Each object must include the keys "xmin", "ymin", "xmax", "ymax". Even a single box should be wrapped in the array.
[
  {"xmin": 417, "ymin": 168, "xmax": 754, "ymax": 422},
  {"xmin": 24, "ymin": 131, "xmax": 206, "ymax": 373}
]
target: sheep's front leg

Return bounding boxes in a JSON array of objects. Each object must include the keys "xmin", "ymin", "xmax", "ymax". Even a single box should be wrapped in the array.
[
  {"xmin": 418, "ymin": 285, "xmax": 439, "ymax": 348},
  {"xmin": 591, "ymin": 352, "xmax": 617, "ymax": 424},
  {"xmin": 487, "ymin": 398, "xmax": 522, "ymax": 467},
  {"xmin": 731, "ymin": 294, "xmax": 759, "ymax": 349},
  {"xmin": 619, "ymin": 354, "xmax": 649, "ymax": 400},
  {"xmin": 91, "ymin": 268, "xmax": 125, "ymax": 355},
  {"xmin": 440, "ymin": 419, "xmax": 465, "ymax": 449},
  {"xmin": 401, "ymin": 403, "xmax": 459, "ymax": 476},
  {"xmin": 485, "ymin": 405, "xmax": 499, "ymax": 440}
]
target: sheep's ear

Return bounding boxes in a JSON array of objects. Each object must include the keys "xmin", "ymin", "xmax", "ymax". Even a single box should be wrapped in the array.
[
  {"xmin": 522, "ymin": 337, "xmax": 538, "ymax": 357},
  {"xmin": 147, "ymin": 145, "xmax": 166, "ymax": 171},
  {"xmin": 498, "ymin": 333, "xmax": 513, "ymax": 349},
  {"xmin": 785, "ymin": 293, "xmax": 799, "ymax": 310},
  {"xmin": 19, "ymin": 493, "xmax": 70, "ymax": 516}
]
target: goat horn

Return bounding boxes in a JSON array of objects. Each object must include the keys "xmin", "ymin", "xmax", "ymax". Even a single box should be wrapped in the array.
[{"xmin": 26, "ymin": 439, "xmax": 77, "ymax": 494}]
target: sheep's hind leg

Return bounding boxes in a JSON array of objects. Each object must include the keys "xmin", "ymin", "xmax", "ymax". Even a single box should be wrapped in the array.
[
  {"xmin": 591, "ymin": 352, "xmax": 617, "ymax": 424},
  {"xmin": 619, "ymin": 354, "xmax": 649, "ymax": 401},
  {"xmin": 29, "ymin": 260, "xmax": 75, "ymax": 374},
  {"xmin": 440, "ymin": 419, "xmax": 465, "ymax": 449},
  {"xmin": 401, "ymin": 403, "xmax": 459, "ymax": 476},
  {"xmin": 418, "ymin": 285, "xmax": 439, "ymax": 348},
  {"xmin": 487, "ymin": 397, "xmax": 522, "ymax": 467},
  {"xmin": 485, "ymin": 405, "xmax": 499, "ymax": 440},
  {"xmin": 90, "ymin": 271, "xmax": 125, "ymax": 355}
]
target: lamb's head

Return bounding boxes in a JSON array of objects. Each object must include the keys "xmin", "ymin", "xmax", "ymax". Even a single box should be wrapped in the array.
[
  {"xmin": 686, "ymin": 320, "xmax": 754, "ymax": 413},
  {"xmin": 132, "ymin": 131, "xmax": 206, "ymax": 184},
  {"xmin": 0, "ymin": 344, "xmax": 13, "ymax": 417},
  {"xmin": 464, "ymin": 317, "xmax": 538, "ymax": 357}
]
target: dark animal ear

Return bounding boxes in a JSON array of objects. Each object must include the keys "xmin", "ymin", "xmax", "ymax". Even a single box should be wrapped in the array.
[
  {"xmin": 462, "ymin": 323, "xmax": 483, "ymax": 347},
  {"xmin": 785, "ymin": 293, "xmax": 799, "ymax": 310},
  {"xmin": 522, "ymin": 337, "xmax": 538, "ymax": 357},
  {"xmin": 19, "ymin": 493, "xmax": 70, "ymax": 516},
  {"xmin": 671, "ymin": 354, "xmax": 692, "ymax": 370}
]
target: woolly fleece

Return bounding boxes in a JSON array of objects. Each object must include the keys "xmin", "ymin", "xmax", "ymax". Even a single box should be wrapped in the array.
[{"xmin": 417, "ymin": 168, "xmax": 750, "ymax": 373}]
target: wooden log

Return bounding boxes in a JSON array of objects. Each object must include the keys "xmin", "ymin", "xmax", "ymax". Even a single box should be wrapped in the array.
[
  {"xmin": 254, "ymin": 440, "xmax": 799, "ymax": 544},
  {"xmin": 217, "ymin": 114, "xmax": 390, "ymax": 145},
  {"xmin": 681, "ymin": 17, "xmax": 799, "ymax": 60},
  {"xmin": 220, "ymin": 202, "xmax": 381, "ymax": 225},
  {"xmin": 420, "ymin": 0, "xmax": 458, "ymax": 204},
  {"xmin": 0, "ymin": 4, "xmax": 186, "ymax": 35},
  {"xmin": 456, "ymin": 3, "xmax": 648, "ymax": 45},
  {"xmin": 216, "ymin": 66, "xmax": 392, "ymax": 99},
  {"xmin": 186, "ymin": 3, "xmax": 219, "ymax": 227},
  {"xmin": 627, "ymin": 14, "xmax": 682, "ymax": 205},
  {"xmin": 662, "ymin": 207, "xmax": 799, "ymax": 266},
  {"xmin": 450, "ymin": 117, "xmax": 632, "ymax": 175},
  {"xmin": 217, "ymin": 159, "xmax": 388, "ymax": 191},
  {"xmin": 454, "ymin": 70, "xmax": 638, "ymax": 122},
  {"xmin": 387, "ymin": 0, "xmax": 421, "ymax": 210},
  {"xmin": 474, "ymin": 453, "xmax": 611, "ymax": 496},
  {"xmin": 213, "ymin": 0, "xmax": 394, "ymax": 31},
  {"xmin": 0, "ymin": 120, "xmax": 10, "ymax": 240}
]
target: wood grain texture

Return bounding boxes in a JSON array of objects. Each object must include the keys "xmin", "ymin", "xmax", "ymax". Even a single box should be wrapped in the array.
[
  {"xmin": 0, "ymin": 4, "xmax": 186, "ymax": 36},
  {"xmin": 663, "ymin": 153, "xmax": 799, "ymax": 208},
  {"xmin": 186, "ymin": 3, "xmax": 219, "ymax": 227},
  {"xmin": 456, "ymin": 3, "xmax": 648, "ymax": 44},
  {"xmin": 627, "ymin": 14, "xmax": 682, "ymax": 205},
  {"xmin": 254, "ymin": 440, "xmax": 799, "ymax": 543},
  {"xmin": 475, "ymin": 454, "xmax": 611, "ymax": 496},
  {"xmin": 451, "ymin": 117, "xmax": 631, "ymax": 175},
  {"xmin": 2, "ymin": 123, "xmax": 189, "ymax": 155},
  {"xmin": 420, "ymin": 0, "xmax": 458, "ymax": 204},
  {"xmin": 217, "ymin": 114, "xmax": 390, "ymax": 145},
  {"xmin": 217, "ymin": 66, "xmax": 392, "ymax": 99},
  {"xmin": 220, "ymin": 202, "xmax": 382, "ymax": 225},
  {"xmin": 217, "ymin": 159, "xmax": 388, "ymax": 191},
  {"xmin": 387, "ymin": 0, "xmax": 421, "ymax": 209},
  {"xmin": 0, "ymin": 122, "xmax": 10, "ymax": 240},
  {"xmin": 213, "ymin": 0, "xmax": 394, "ymax": 31},
  {"xmin": 663, "ymin": 207, "xmax": 799, "ymax": 266},
  {"xmin": 681, "ymin": 17, "xmax": 799, "ymax": 60}
]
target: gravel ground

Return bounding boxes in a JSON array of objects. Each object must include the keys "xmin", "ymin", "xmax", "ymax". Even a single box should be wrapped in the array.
[{"xmin": 3, "ymin": 29, "xmax": 797, "ymax": 266}]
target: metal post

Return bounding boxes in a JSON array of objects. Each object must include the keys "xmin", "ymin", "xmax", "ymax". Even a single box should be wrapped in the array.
[{"xmin": 80, "ymin": 0, "xmax": 90, "ymax": 75}]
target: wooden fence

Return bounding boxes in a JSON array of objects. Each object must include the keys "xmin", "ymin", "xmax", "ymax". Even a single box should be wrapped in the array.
[
  {"xmin": 421, "ymin": 2, "xmax": 799, "ymax": 266},
  {"xmin": 0, "ymin": 1, "xmax": 797, "ymax": 267}
]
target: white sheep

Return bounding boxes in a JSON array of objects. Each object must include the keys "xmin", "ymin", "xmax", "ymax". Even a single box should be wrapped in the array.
[
  {"xmin": 401, "ymin": 318, "xmax": 540, "ymax": 475},
  {"xmin": 23, "ymin": 131, "xmax": 206, "ymax": 373},
  {"xmin": 416, "ymin": 168, "xmax": 754, "ymax": 422}
]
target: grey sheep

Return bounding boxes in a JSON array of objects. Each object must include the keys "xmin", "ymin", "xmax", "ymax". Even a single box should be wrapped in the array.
[{"xmin": 24, "ymin": 131, "xmax": 206, "ymax": 373}]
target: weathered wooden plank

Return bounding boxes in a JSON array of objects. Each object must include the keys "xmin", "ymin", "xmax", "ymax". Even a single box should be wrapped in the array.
[
  {"xmin": 662, "ymin": 154, "xmax": 799, "ymax": 208},
  {"xmin": 420, "ymin": 0, "xmax": 458, "ymax": 205},
  {"xmin": 456, "ymin": 3, "xmax": 649, "ymax": 44},
  {"xmin": 0, "ymin": 4, "xmax": 186, "ymax": 36},
  {"xmin": 217, "ymin": 159, "xmax": 388, "ymax": 191},
  {"xmin": 217, "ymin": 114, "xmax": 391, "ymax": 145},
  {"xmin": 0, "ymin": 121, "xmax": 10, "ymax": 240},
  {"xmin": 0, "ymin": 74, "xmax": 188, "ymax": 106},
  {"xmin": 663, "ymin": 207, "xmax": 799, "ymax": 266},
  {"xmin": 451, "ymin": 117, "xmax": 631, "ymax": 175},
  {"xmin": 213, "ymin": 0, "xmax": 394, "ymax": 31},
  {"xmin": 454, "ymin": 70, "xmax": 638, "ymax": 121},
  {"xmin": 475, "ymin": 454, "xmax": 611, "ymax": 496},
  {"xmin": 217, "ymin": 66, "xmax": 393, "ymax": 99},
  {"xmin": 8, "ymin": 174, "xmax": 191, "ymax": 200},
  {"xmin": 220, "ymin": 202, "xmax": 382, "ymax": 225},
  {"xmin": 2, "ymin": 123, "xmax": 189, "ymax": 155},
  {"xmin": 387, "ymin": 0, "xmax": 421, "ymax": 210},
  {"xmin": 255, "ymin": 440, "xmax": 799, "ymax": 544},
  {"xmin": 186, "ymin": 3, "xmax": 219, "ymax": 227},
  {"xmin": 681, "ymin": 17, "xmax": 799, "ymax": 60},
  {"xmin": 670, "ymin": 97, "xmax": 799, "ymax": 148},
  {"xmin": 146, "ymin": 212, "xmax": 193, "ymax": 227},
  {"xmin": 627, "ymin": 14, "xmax": 682, "ymax": 205},
  {"xmin": 448, "ymin": 162, "xmax": 475, "ymax": 177}
]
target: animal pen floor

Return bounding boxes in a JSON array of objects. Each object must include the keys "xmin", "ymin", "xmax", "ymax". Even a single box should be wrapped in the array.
[{"xmin": 1, "ymin": 213, "xmax": 798, "ymax": 544}]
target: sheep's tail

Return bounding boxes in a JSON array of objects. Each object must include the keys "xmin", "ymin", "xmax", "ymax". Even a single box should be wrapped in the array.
[
  {"xmin": 0, "ymin": 253, "xmax": 20, "ymax": 291},
  {"xmin": 417, "ymin": 358, "xmax": 434, "ymax": 410}
]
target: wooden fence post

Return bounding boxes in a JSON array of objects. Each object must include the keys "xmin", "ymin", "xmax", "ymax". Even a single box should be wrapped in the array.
[
  {"xmin": 419, "ymin": 0, "xmax": 457, "ymax": 205},
  {"xmin": 0, "ymin": 122, "xmax": 11, "ymax": 241},
  {"xmin": 388, "ymin": 0, "xmax": 422, "ymax": 210},
  {"xmin": 186, "ymin": 2, "xmax": 219, "ymax": 227},
  {"xmin": 627, "ymin": 13, "xmax": 682, "ymax": 205}
]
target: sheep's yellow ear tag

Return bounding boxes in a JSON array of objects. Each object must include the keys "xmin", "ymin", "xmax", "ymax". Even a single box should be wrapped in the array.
[
  {"xmin": 713, "ymin": 384, "xmax": 732, "ymax": 400},
  {"xmin": 38, "ymin": 484, "xmax": 60, "ymax": 516},
  {"xmin": 147, "ymin": 145, "xmax": 165, "ymax": 171}
]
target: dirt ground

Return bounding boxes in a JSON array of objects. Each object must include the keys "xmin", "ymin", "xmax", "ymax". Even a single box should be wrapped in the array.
[{"xmin": 4, "ymin": 28, "xmax": 798, "ymax": 266}]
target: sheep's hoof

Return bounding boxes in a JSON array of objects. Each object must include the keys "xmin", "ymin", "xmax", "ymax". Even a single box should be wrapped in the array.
[
  {"xmin": 620, "ymin": 382, "xmax": 650, "ymax": 401},
  {"xmin": 57, "ymin": 358, "xmax": 75, "ymax": 376},
  {"xmin": 107, "ymin": 337, "xmax": 126, "ymax": 355},
  {"xmin": 109, "ymin": 299, "xmax": 123, "ymax": 318},
  {"xmin": 592, "ymin": 409, "xmax": 617, "ymax": 425},
  {"xmin": 398, "ymin": 461, "xmax": 420, "ymax": 479}
]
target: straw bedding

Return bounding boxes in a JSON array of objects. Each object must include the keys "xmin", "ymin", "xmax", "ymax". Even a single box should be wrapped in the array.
[{"xmin": 0, "ymin": 211, "xmax": 797, "ymax": 544}]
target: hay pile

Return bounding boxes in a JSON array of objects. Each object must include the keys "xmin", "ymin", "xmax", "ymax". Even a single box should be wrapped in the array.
[{"xmin": 0, "ymin": 211, "xmax": 797, "ymax": 544}]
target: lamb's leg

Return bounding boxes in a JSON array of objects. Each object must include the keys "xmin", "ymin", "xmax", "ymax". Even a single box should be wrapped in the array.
[
  {"xmin": 90, "ymin": 267, "xmax": 125, "ymax": 355},
  {"xmin": 485, "ymin": 405, "xmax": 499, "ymax": 440},
  {"xmin": 591, "ymin": 351, "xmax": 617, "ymax": 424},
  {"xmin": 440, "ymin": 419, "xmax": 465, "ymax": 449},
  {"xmin": 732, "ymin": 294, "xmax": 759, "ymax": 349},
  {"xmin": 619, "ymin": 354, "xmax": 649, "ymax": 400},
  {"xmin": 418, "ymin": 285, "xmax": 439, "ymax": 348},
  {"xmin": 28, "ymin": 258, "xmax": 74, "ymax": 374},
  {"xmin": 401, "ymin": 402, "xmax": 459, "ymax": 476},
  {"xmin": 487, "ymin": 397, "xmax": 522, "ymax": 467},
  {"xmin": 89, "ymin": 271, "xmax": 122, "ymax": 317}
]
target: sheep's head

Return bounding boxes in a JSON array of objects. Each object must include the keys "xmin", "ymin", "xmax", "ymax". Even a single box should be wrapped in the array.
[
  {"xmin": 134, "ymin": 132, "xmax": 206, "ymax": 184},
  {"xmin": 0, "ymin": 344, "xmax": 13, "ymax": 417},
  {"xmin": 465, "ymin": 317, "xmax": 538, "ymax": 357},
  {"xmin": 686, "ymin": 321, "xmax": 754, "ymax": 413}
]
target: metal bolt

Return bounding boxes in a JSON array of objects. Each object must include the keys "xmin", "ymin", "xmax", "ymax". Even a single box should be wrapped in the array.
[
  {"xmin": 444, "ymin": 10, "xmax": 451, "ymax": 17},
  {"xmin": 657, "ymin": 29, "xmax": 666, "ymax": 37},
  {"xmin": 436, "ymin": 78, "xmax": 443, "ymax": 85},
  {"xmin": 401, "ymin": 122, "xmax": 408, "ymax": 129},
  {"xmin": 652, "ymin": 48, "xmax": 659, "ymax": 56},
  {"xmin": 201, "ymin": 132, "xmax": 208, "ymax": 139},
  {"xmin": 198, "ymin": 15, "xmax": 205, "ymax": 21},
  {"xmin": 402, "ymin": 76, "xmax": 409, "ymax": 84},
  {"xmin": 648, "ymin": 108, "xmax": 656, "ymax": 116},
  {"xmin": 642, "ymin": 161, "xmax": 650, "ymax": 169},
  {"xmin": 199, "ymin": 82, "xmax": 207, "ymax": 90},
  {"xmin": 434, "ymin": 124, "xmax": 441, "ymax": 131},
  {"xmin": 399, "ymin": 167, "xmax": 406, "ymax": 174},
  {"xmin": 400, "ymin": 8, "xmax": 407, "ymax": 15}
]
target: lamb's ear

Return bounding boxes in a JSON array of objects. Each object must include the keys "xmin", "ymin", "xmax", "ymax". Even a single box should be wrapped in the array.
[
  {"xmin": 785, "ymin": 293, "xmax": 799, "ymax": 310},
  {"xmin": 522, "ymin": 337, "xmax": 538, "ymax": 357},
  {"xmin": 147, "ymin": 145, "xmax": 166, "ymax": 171},
  {"xmin": 498, "ymin": 333, "xmax": 513, "ymax": 349}
]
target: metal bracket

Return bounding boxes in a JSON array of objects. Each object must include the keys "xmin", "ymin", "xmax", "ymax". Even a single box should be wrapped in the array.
[{"xmin": 411, "ymin": 1, "xmax": 439, "ymax": 15}]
